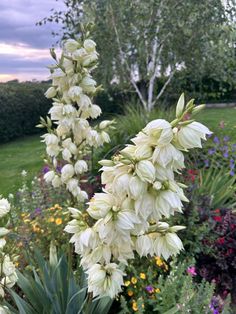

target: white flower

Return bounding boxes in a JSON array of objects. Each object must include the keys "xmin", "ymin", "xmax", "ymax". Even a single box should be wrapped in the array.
[
  {"xmin": 135, "ymin": 160, "xmax": 155, "ymax": 183},
  {"xmin": 77, "ymin": 94, "xmax": 91, "ymax": 109},
  {"xmin": 62, "ymin": 148, "xmax": 72, "ymax": 161},
  {"xmin": 175, "ymin": 122, "xmax": 212, "ymax": 149},
  {"xmin": 0, "ymin": 239, "xmax": 6, "ymax": 250},
  {"xmin": 63, "ymin": 59, "xmax": 74, "ymax": 75},
  {"xmin": 61, "ymin": 164, "xmax": 75, "ymax": 183},
  {"xmin": 49, "ymin": 103, "xmax": 63, "ymax": 120},
  {"xmin": 74, "ymin": 160, "xmax": 88, "ymax": 175},
  {"xmin": 82, "ymin": 53, "xmax": 98, "ymax": 66},
  {"xmin": 134, "ymin": 193, "xmax": 155, "ymax": 220},
  {"xmin": 155, "ymin": 190, "xmax": 183, "ymax": 219},
  {"xmin": 152, "ymin": 143, "xmax": 184, "ymax": 169},
  {"xmin": 134, "ymin": 144, "xmax": 153, "ymax": 160},
  {"xmin": 84, "ymin": 39, "xmax": 96, "ymax": 52},
  {"xmin": 72, "ymin": 48, "xmax": 87, "ymax": 60},
  {"xmin": 0, "ymin": 305, "xmax": 11, "ymax": 313},
  {"xmin": 44, "ymin": 171, "xmax": 55, "ymax": 183},
  {"xmin": 153, "ymin": 233, "xmax": 183, "ymax": 260},
  {"xmin": 80, "ymin": 76, "xmax": 96, "ymax": 93},
  {"xmin": 132, "ymin": 119, "xmax": 173, "ymax": 147},
  {"xmin": 0, "ymin": 199, "xmax": 10, "ymax": 218},
  {"xmin": 68, "ymin": 86, "xmax": 83, "ymax": 102},
  {"xmin": 129, "ymin": 176, "xmax": 147, "ymax": 200},
  {"xmin": 45, "ymin": 87, "xmax": 57, "ymax": 98},
  {"xmin": 0, "ymin": 228, "xmax": 10, "ymax": 237},
  {"xmin": 67, "ymin": 178, "xmax": 80, "ymax": 197},
  {"xmin": 99, "ymin": 120, "xmax": 113, "ymax": 130},
  {"xmin": 52, "ymin": 175, "xmax": 61, "ymax": 188},
  {"xmin": 87, "ymin": 263, "xmax": 124, "ymax": 298},
  {"xmin": 135, "ymin": 235, "xmax": 153, "ymax": 257},
  {"xmin": 87, "ymin": 193, "xmax": 114, "ymax": 220},
  {"xmin": 64, "ymin": 39, "xmax": 79, "ymax": 53},
  {"xmin": 90, "ymin": 105, "xmax": 102, "ymax": 119},
  {"xmin": 2, "ymin": 255, "xmax": 16, "ymax": 276}
]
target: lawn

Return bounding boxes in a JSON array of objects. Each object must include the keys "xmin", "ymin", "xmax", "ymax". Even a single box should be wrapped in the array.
[
  {"xmin": 0, "ymin": 135, "xmax": 44, "ymax": 196},
  {"xmin": 198, "ymin": 107, "xmax": 236, "ymax": 140},
  {"xmin": 0, "ymin": 107, "xmax": 235, "ymax": 197}
]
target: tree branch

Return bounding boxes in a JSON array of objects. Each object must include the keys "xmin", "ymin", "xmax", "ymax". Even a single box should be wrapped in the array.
[
  {"xmin": 109, "ymin": 4, "xmax": 147, "ymax": 109},
  {"xmin": 153, "ymin": 68, "xmax": 176, "ymax": 106}
]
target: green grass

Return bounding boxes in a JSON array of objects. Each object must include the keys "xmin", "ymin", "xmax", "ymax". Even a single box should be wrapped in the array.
[
  {"xmin": 0, "ymin": 107, "xmax": 235, "ymax": 197},
  {"xmin": 197, "ymin": 108, "xmax": 236, "ymax": 140},
  {"xmin": 0, "ymin": 135, "xmax": 44, "ymax": 196}
]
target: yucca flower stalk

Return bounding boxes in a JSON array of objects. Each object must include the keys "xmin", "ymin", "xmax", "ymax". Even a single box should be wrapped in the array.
[
  {"xmin": 39, "ymin": 26, "xmax": 114, "ymax": 204},
  {"xmin": 65, "ymin": 92, "xmax": 212, "ymax": 298}
]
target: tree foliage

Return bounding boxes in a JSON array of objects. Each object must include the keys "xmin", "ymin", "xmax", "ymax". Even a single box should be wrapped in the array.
[{"xmin": 40, "ymin": 0, "xmax": 236, "ymax": 110}]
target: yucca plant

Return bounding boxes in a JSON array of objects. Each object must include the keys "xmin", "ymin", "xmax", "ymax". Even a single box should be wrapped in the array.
[
  {"xmin": 6, "ymin": 245, "xmax": 112, "ymax": 314},
  {"xmin": 198, "ymin": 167, "xmax": 236, "ymax": 209}
]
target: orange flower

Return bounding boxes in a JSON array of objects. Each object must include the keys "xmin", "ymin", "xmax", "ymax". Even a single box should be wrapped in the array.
[
  {"xmin": 55, "ymin": 218, "xmax": 62, "ymax": 225},
  {"xmin": 132, "ymin": 301, "xmax": 138, "ymax": 311},
  {"xmin": 127, "ymin": 290, "xmax": 133, "ymax": 297}
]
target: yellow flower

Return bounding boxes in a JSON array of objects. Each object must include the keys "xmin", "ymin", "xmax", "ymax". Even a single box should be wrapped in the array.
[
  {"xmin": 124, "ymin": 280, "xmax": 131, "ymax": 287},
  {"xmin": 155, "ymin": 288, "xmax": 161, "ymax": 293},
  {"xmin": 127, "ymin": 290, "xmax": 133, "ymax": 297},
  {"xmin": 131, "ymin": 277, "xmax": 137, "ymax": 284},
  {"xmin": 155, "ymin": 256, "xmax": 163, "ymax": 266},
  {"xmin": 132, "ymin": 301, "xmax": 138, "ymax": 312},
  {"xmin": 55, "ymin": 218, "xmax": 62, "ymax": 225},
  {"xmin": 54, "ymin": 204, "xmax": 62, "ymax": 210},
  {"xmin": 48, "ymin": 217, "xmax": 55, "ymax": 223},
  {"xmin": 140, "ymin": 273, "xmax": 146, "ymax": 280}
]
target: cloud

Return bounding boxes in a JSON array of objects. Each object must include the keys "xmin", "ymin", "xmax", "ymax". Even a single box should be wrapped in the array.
[{"xmin": 0, "ymin": 0, "xmax": 65, "ymax": 81}]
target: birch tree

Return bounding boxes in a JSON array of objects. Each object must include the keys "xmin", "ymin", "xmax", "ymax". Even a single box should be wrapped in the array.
[{"xmin": 40, "ymin": 0, "xmax": 236, "ymax": 111}]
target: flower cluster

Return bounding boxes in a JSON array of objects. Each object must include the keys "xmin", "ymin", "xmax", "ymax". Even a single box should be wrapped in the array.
[
  {"xmin": 204, "ymin": 135, "xmax": 236, "ymax": 176},
  {"xmin": 40, "ymin": 34, "xmax": 113, "ymax": 202},
  {"xmin": 0, "ymin": 198, "xmax": 17, "ymax": 300},
  {"xmin": 65, "ymin": 94, "xmax": 212, "ymax": 298}
]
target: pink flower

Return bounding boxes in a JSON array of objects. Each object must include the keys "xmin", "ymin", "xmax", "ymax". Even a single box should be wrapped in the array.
[{"xmin": 187, "ymin": 266, "xmax": 197, "ymax": 276}]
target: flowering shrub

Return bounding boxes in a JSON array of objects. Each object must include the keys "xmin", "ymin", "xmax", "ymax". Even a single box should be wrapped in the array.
[{"xmin": 119, "ymin": 259, "xmax": 226, "ymax": 314}]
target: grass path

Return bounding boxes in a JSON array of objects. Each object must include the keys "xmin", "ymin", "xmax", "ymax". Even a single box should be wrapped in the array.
[
  {"xmin": 0, "ymin": 135, "xmax": 44, "ymax": 196},
  {"xmin": 0, "ymin": 107, "xmax": 235, "ymax": 197}
]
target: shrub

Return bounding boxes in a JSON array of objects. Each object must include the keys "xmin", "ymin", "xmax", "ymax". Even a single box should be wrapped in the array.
[{"xmin": 0, "ymin": 81, "xmax": 51, "ymax": 143}]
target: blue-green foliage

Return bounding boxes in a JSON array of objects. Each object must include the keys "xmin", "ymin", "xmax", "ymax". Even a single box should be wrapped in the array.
[{"xmin": 7, "ymin": 249, "xmax": 112, "ymax": 314}]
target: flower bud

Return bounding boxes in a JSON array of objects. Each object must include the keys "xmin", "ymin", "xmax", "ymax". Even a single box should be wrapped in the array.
[
  {"xmin": 0, "ymin": 198, "xmax": 10, "ymax": 218},
  {"xmin": 61, "ymin": 164, "xmax": 75, "ymax": 182},
  {"xmin": 45, "ymin": 87, "xmax": 57, "ymax": 98},
  {"xmin": 64, "ymin": 39, "xmax": 79, "ymax": 53},
  {"xmin": 75, "ymin": 160, "xmax": 88, "ymax": 174},
  {"xmin": 135, "ymin": 160, "xmax": 155, "ymax": 183},
  {"xmin": 44, "ymin": 171, "xmax": 55, "ymax": 183},
  {"xmin": 84, "ymin": 39, "xmax": 96, "ymax": 52}
]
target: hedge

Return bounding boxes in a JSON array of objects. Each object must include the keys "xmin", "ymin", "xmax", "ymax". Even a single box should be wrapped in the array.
[{"xmin": 0, "ymin": 81, "xmax": 51, "ymax": 143}]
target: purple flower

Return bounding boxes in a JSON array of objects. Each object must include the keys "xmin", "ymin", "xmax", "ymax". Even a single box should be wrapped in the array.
[
  {"xmin": 56, "ymin": 165, "xmax": 62, "ymax": 174},
  {"xmin": 187, "ymin": 266, "xmax": 197, "ymax": 276},
  {"xmin": 213, "ymin": 136, "xmax": 220, "ymax": 144},
  {"xmin": 230, "ymin": 170, "xmax": 235, "ymax": 176},
  {"xmin": 43, "ymin": 165, "xmax": 50, "ymax": 174},
  {"xmin": 223, "ymin": 136, "xmax": 230, "ymax": 142},
  {"xmin": 204, "ymin": 159, "xmax": 209, "ymax": 167},
  {"xmin": 145, "ymin": 285, "xmax": 154, "ymax": 293},
  {"xmin": 223, "ymin": 152, "xmax": 229, "ymax": 158},
  {"xmin": 208, "ymin": 148, "xmax": 216, "ymax": 155}
]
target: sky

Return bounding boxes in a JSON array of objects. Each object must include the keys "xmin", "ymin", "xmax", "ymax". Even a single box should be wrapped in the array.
[{"xmin": 0, "ymin": 0, "xmax": 65, "ymax": 82}]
